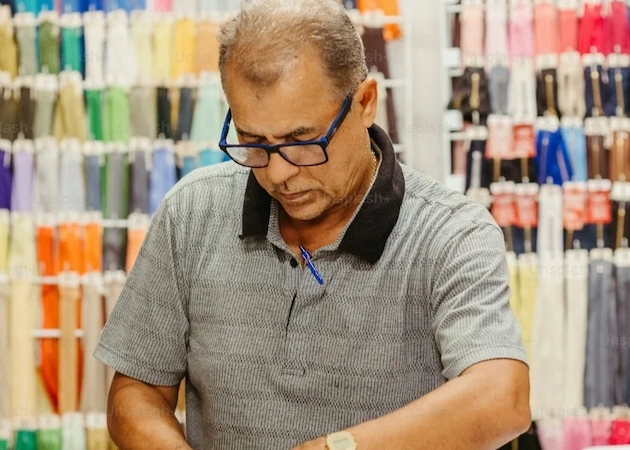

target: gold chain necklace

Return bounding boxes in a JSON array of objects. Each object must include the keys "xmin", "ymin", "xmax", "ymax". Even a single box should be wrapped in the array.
[{"xmin": 370, "ymin": 149, "xmax": 379, "ymax": 180}]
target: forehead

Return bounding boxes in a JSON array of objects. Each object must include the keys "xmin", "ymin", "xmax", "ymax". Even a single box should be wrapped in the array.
[{"xmin": 224, "ymin": 45, "xmax": 337, "ymax": 116}]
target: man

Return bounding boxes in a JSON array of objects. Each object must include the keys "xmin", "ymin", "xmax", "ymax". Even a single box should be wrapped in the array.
[{"xmin": 95, "ymin": 0, "xmax": 531, "ymax": 449}]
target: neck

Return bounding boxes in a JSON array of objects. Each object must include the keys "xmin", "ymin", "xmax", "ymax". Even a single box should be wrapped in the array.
[{"xmin": 280, "ymin": 151, "xmax": 378, "ymax": 251}]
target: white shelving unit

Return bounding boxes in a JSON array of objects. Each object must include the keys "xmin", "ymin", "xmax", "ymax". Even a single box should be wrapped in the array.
[
  {"xmin": 358, "ymin": 12, "xmax": 414, "ymax": 163},
  {"xmin": 399, "ymin": 13, "xmax": 415, "ymax": 165},
  {"xmin": 438, "ymin": 0, "xmax": 467, "ymax": 193}
]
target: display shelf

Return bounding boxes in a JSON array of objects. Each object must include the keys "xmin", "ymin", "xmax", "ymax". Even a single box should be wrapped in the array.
[
  {"xmin": 32, "ymin": 329, "xmax": 85, "ymax": 338},
  {"xmin": 401, "ymin": 9, "xmax": 414, "ymax": 167},
  {"xmin": 438, "ymin": 0, "xmax": 457, "ymax": 189},
  {"xmin": 442, "ymin": 47, "xmax": 461, "ymax": 68},
  {"xmin": 449, "ymin": 131, "xmax": 466, "ymax": 141},
  {"xmin": 349, "ymin": 9, "xmax": 414, "ymax": 164},
  {"xmin": 438, "ymin": 0, "xmax": 468, "ymax": 191},
  {"xmin": 102, "ymin": 219, "xmax": 129, "ymax": 228}
]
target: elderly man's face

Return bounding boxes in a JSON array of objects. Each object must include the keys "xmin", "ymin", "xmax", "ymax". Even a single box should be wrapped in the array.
[{"xmin": 223, "ymin": 46, "xmax": 377, "ymax": 222}]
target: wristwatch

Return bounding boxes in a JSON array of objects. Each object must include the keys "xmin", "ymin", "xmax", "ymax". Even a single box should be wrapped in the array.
[{"xmin": 325, "ymin": 431, "xmax": 357, "ymax": 450}]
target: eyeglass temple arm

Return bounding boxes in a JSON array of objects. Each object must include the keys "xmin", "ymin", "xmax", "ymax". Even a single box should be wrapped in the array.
[
  {"xmin": 220, "ymin": 109, "xmax": 233, "ymax": 143},
  {"xmin": 326, "ymin": 96, "xmax": 353, "ymax": 138}
]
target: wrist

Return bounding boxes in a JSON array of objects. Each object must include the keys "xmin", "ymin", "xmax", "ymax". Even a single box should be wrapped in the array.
[{"xmin": 325, "ymin": 431, "xmax": 357, "ymax": 450}]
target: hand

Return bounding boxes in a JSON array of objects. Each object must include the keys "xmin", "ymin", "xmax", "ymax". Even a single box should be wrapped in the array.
[{"xmin": 291, "ymin": 436, "xmax": 327, "ymax": 450}]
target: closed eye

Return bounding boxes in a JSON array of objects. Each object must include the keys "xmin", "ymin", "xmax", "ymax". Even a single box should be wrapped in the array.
[
  {"xmin": 242, "ymin": 139, "xmax": 265, "ymax": 145},
  {"xmin": 242, "ymin": 136, "xmax": 321, "ymax": 146},
  {"xmin": 236, "ymin": 126, "xmax": 322, "ymax": 144},
  {"xmin": 292, "ymin": 137, "xmax": 318, "ymax": 143}
]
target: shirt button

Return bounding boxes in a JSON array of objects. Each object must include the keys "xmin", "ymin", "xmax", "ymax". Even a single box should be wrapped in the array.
[{"xmin": 290, "ymin": 258, "xmax": 298, "ymax": 268}]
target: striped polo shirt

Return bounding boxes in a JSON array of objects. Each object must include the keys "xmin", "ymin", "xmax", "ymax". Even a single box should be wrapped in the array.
[{"xmin": 95, "ymin": 124, "xmax": 527, "ymax": 449}]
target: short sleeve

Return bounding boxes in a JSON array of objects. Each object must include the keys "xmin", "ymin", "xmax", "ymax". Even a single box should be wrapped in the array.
[
  {"xmin": 94, "ymin": 200, "xmax": 189, "ymax": 386},
  {"xmin": 430, "ymin": 222, "xmax": 527, "ymax": 380}
]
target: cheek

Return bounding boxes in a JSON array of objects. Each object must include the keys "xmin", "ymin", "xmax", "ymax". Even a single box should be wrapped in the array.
[
  {"xmin": 311, "ymin": 166, "xmax": 356, "ymax": 198},
  {"xmin": 251, "ymin": 169, "xmax": 272, "ymax": 191},
  {"xmin": 316, "ymin": 148, "xmax": 364, "ymax": 193}
]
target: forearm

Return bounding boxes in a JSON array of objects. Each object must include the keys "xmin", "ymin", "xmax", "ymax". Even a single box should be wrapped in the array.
[
  {"xmin": 107, "ymin": 381, "xmax": 190, "ymax": 450},
  {"xmin": 346, "ymin": 362, "xmax": 530, "ymax": 450}
]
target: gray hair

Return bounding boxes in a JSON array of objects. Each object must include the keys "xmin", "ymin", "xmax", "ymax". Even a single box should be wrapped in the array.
[{"xmin": 218, "ymin": 0, "xmax": 368, "ymax": 101}]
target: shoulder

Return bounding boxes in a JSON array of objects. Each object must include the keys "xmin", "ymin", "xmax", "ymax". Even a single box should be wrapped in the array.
[
  {"xmin": 162, "ymin": 162, "xmax": 250, "ymax": 214},
  {"xmin": 398, "ymin": 164, "xmax": 499, "ymax": 238}
]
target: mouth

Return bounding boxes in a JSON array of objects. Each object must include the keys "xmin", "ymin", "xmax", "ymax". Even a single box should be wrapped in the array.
[{"xmin": 278, "ymin": 191, "xmax": 311, "ymax": 204}]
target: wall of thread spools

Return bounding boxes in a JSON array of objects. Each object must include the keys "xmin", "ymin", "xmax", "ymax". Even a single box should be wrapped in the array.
[
  {"xmin": 443, "ymin": 0, "xmax": 630, "ymax": 448},
  {"xmin": 0, "ymin": 2, "xmax": 236, "ymax": 447},
  {"xmin": 0, "ymin": 0, "xmax": 407, "ymax": 447}
]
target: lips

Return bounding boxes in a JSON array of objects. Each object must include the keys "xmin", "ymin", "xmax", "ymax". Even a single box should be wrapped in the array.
[{"xmin": 279, "ymin": 191, "xmax": 310, "ymax": 203}]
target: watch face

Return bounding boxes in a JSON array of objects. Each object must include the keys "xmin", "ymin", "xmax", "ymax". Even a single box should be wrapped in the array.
[{"xmin": 327, "ymin": 431, "xmax": 357, "ymax": 450}]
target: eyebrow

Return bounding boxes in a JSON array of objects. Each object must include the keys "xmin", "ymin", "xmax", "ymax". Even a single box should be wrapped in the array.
[{"xmin": 235, "ymin": 126, "xmax": 320, "ymax": 140}]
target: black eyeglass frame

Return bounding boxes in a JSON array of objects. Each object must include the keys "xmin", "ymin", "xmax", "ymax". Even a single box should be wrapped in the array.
[{"xmin": 218, "ymin": 96, "xmax": 353, "ymax": 168}]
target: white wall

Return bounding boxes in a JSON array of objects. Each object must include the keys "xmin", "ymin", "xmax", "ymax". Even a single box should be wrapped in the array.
[{"xmin": 388, "ymin": 0, "xmax": 448, "ymax": 183}]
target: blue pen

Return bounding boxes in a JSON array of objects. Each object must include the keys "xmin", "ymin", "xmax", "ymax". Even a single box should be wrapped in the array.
[{"xmin": 299, "ymin": 245, "xmax": 324, "ymax": 285}]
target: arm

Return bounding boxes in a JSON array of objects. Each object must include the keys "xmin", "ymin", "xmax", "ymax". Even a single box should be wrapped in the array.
[
  {"xmin": 296, "ymin": 220, "xmax": 531, "ymax": 450},
  {"xmin": 349, "ymin": 359, "xmax": 530, "ymax": 449},
  {"xmin": 93, "ymin": 200, "xmax": 192, "ymax": 448},
  {"xmin": 108, "ymin": 373, "xmax": 191, "ymax": 450},
  {"xmin": 297, "ymin": 359, "xmax": 529, "ymax": 450}
]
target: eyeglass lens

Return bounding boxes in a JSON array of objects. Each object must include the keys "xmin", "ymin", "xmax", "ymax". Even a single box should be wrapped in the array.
[{"xmin": 227, "ymin": 144, "xmax": 327, "ymax": 167}]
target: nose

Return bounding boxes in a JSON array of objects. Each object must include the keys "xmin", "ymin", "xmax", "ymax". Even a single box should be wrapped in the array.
[{"xmin": 265, "ymin": 153, "xmax": 300, "ymax": 186}]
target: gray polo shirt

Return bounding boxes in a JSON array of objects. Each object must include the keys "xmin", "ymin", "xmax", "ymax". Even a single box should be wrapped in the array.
[{"xmin": 94, "ymin": 125, "xmax": 527, "ymax": 450}]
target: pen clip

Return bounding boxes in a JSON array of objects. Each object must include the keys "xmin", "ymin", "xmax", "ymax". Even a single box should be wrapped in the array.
[{"xmin": 299, "ymin": 245, "xmax": 324, "ymax": 285}]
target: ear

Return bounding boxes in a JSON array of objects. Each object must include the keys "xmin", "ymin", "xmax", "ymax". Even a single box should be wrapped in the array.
[{"xmin": 355, "ymin": 78, "xmax": 378, "ymax": 129}]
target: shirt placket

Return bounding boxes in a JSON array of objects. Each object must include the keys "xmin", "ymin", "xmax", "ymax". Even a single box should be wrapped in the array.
[{"xmin": 282, "ymin": 251, "xmax": 326, "ymax": 377}]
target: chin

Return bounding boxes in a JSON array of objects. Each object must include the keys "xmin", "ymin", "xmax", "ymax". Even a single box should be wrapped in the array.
[{"xmin": 280, "ymin": 201, "xmax": 327, "ymax": 221}]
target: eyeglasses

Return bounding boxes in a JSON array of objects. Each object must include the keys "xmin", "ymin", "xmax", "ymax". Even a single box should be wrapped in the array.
[{"xmin": 218, "ymin": 96, "xmax": 352, "ymax": 168}]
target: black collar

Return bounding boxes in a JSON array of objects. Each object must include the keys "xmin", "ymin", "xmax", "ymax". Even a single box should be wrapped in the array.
[{"xmin": 239, "ymin": 124, "xmax": 405, "ymax": 264}]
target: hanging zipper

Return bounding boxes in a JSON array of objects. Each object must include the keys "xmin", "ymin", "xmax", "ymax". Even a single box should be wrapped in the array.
[
  {"xmin": 521, "ymin": 157, "xmax": 529, "ymax": 183},
  {"xmin": 521, "ymin": 74, "xmax": 529, "ymax": 119},
  {"xmin": 491, "ymin": 120, "xmax": 502, "ymax": 183},
  {"xmin": 545, "ymin": 74, "xmax": 557, "ymax": 116},
  {"xmin": 539, "ymin": 133, "xmax": 550, "ymax": 185},
  {"xmin": 493, "ymin": 76, "xmax": 506, "ymax": 183},
  {"xmin": 597, "ymin": 221, "xmax": 605, "ymax": 248},
  {"xmin": 452, "ymin": 90, "xmax": 465, "ymax": 111},
  {"xmin": 564, "ymin": 72, "xmax": 571, "ymax": 116},
  {"xmin": 592, "ymin": 136, "xmax": 602, "ymax": 179},
  {"xmin": 544, "ymin": 182, "xmax": 557, "ymax": 254},
  {"xmin": 497, "ymin": 74, "xmax": 505, "ymax": 115},
  {"xmin": 591, "ymin": 66, "xmax": 604, "ymax": 117},
  {"xmin": 493, "ymin": 156, "xmax": 501, "ymax": 183},
  {"xmin": 470, "ymin": 150, "xmax": 482, "ymax": 190},
  {"xmin": 492, "ymin": 118, "xmax": 507, "ymax": 183},
  {"xmin": 617, "ymin": 197, "xmax": 626, "ymax": 249},
  {"xmin": 557, "ymin": 143, "xmax": 571, "ymax": 183},
  {"xmin": 470, "ymin": 72, "xmax": 481, "ymax": 125},
  {"xmin": 505, "ymin": 222, "xmax": 514, "ymax": 252},
  {"xmin": 615, "ymin": 68, "xmax": 625, "ymax": 117},
  {"xmin": 1, "ymin": 141, "xmax": 10, "ymax": 168},
  {"xmin": 615, "ymin": 133, "xmax": 627, "ymax": 182}
]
